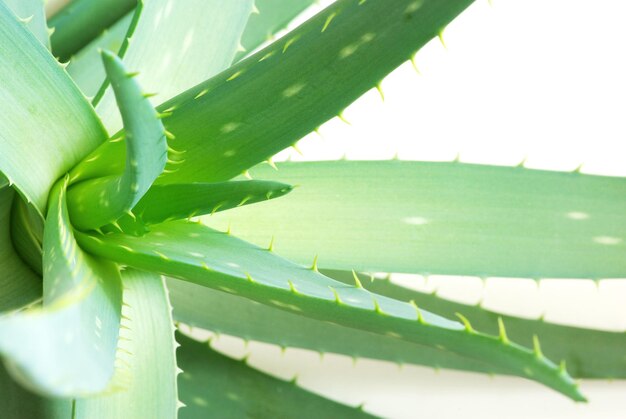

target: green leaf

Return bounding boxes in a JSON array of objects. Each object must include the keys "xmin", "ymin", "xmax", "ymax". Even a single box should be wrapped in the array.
[
  {"xmin": 0, "ymin": 187, "xmax": 41, "ymax": 313},
  {"xmin": 177, "ymin": 331, "xmax": 374, "ymax": 419},
  {"xmin": 151, "ymin": 0, "xmax": 474, "ymax": 185},
  {"xmin": 108, "ymin": 180, "xmax": 293, "ymax": 235},
  {"xmin": 234, "ymin": 0, "xmax": 317, "ymax": 62},
  {"xmin": 0, "ymin": 1, "xmax": 107, "ymax": 214},
  {"xmin": 206, "ymin": 160, "xmax": 626, "ymax": 279},
  {"xmin": 48, "ymin": 0, "xmax": 137, "ymax": 61},
  {"xmin": 0, "ymin": 179, "xmax": 122, "ymax": 397},
  {"xmin": 0, "ymin": 363, "xmax": 71, "ymax": 419},
  {"xmin": 168, "ymin": 278, "xmax": 515, "ymax": 377},
  {"xmin": 66, "ymin": 12, "xmax": 134, "ymax": 98},
  {"xmin": 10, "ymin": 195, "xmax": 44, "ymax": 276},
  {"xmin": 67, "ymin": 50, "xmax": 167, "ymax": 231},
  {"xmin": 94, "ymin": 0, "xmax": 255, "ymax": 131},
  {"xmin": 327, "ymin": 270, "xmax": 626, "ymax": 379},
  {"xmin": 3, "ymin": 0, "xmax": 50, "ymax": 49},
  {"xmin": 76, "ymin": 221, "xmax": 585, "ymax": 401},
  {"xmin": 74, "ymin": 269, "xmax": 178, "ymax": 419}
]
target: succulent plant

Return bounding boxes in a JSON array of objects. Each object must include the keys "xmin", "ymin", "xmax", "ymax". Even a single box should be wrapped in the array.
[{"xmin": 0, "ymin": 0, "xmax": 623, "ymax": 417}]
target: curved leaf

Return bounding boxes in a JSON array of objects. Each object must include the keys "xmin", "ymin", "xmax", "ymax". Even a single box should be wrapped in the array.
[
  {"xmin": 152, "ymin": 0, "xmax": 475, "ymax": 185},
  {"xmin": 76, "ymin": 221, "xmax": 585, "ymax": 401},
  {"xmin": 67, "ymin": 50, "xmax": 167, "ymax": 231},
  {"xmin": 0, "ymin": 179, "xmax": 122, "ymax": 397},
  {"xmin": 0, "ymin": 187, "xmax": 41, "ymax": 313},
  {"xmin": 0, "ymin": 1, "xmax": 107, "ymax": 214}
]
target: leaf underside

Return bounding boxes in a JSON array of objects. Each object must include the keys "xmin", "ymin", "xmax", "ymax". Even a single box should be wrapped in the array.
[{"xmin": 177, "ymin": 331, "xmax": 374, "ymax": 419}]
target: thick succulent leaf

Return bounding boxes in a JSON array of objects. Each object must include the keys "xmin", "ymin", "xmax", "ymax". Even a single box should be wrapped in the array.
[
  {"xmin": 0, "ymin": 187, "xmax": 41, "ymax": 312},
  {"xmin": 327, "ymin": 270, "xmax": 626, "ymax": 379},
  {"xmin": 108, "ymin": 180, "xmax": 293, "ymax": 235},
  {"xmin": 67, "ymin": 50, "xmax": 167, "ymax": 231},
  {"xmin": 0, "ymin": 2, "xmax": 107, "ymax": 214},
  {"xmin": 48, "ymin": 0, "xmax": 137, "ymax": 61},
  {"xmin": 10, "ymin": 195, "xmax": 44, "ymax": 275},
  {"xmin": 206, "ymin": 161, "xmax": 626, "ymax": 279},
  {"xmin": 169, "ymin": 278, "xmax": 513, "ymax": 376},
  {"xmin": 75, "ymin": 269, "xmax": 178, "ymax": 419},
  {"xmin": 177, "ymin": 331, "xmax": 374, "ymax": 419},
  {"xmin": 0, "ymin": 179, "xmax": 122, "ymax": 397},
  {"xmin": 234, "ymin": 0, "xmax": 317, "ymax": 62},
  {"xmin": 76, "ymin": 222, "xmax": 584, "ymax": 401},
  {"xmin": 67, "ymin": 12, "xmax": 134, "ymax": 98},
  {"xmin": 3, "ymin": 0, "xmax": 50, "ymax": 48},
  {"xmin": 0, "ymin": 364, "xmax": 71, "ymax": 419},
  {"xmin": 150, "ymin": 0, "xmax": 474, "ymax": 185},
  {"xmin": 94, "ymin": 0, "xmax": 254, "ymax": 131}
]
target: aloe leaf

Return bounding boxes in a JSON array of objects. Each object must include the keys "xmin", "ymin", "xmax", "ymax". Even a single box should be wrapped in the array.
[
  {"xmin": 327, "ymin": 270, "xmax": 626, "ymax": 379},
  {"xmin": 94, "ymin": 0, "xmax": 254, "ymax": 131},
  {"xmin": 145, "ymin": 0, "xmax": 473, "ymax": 185},
  {"xmin": 234, "ymin": 0, "xmax": 317, "ymax": 62},
  {"xmin": 0, "ymin": 179, "xmax": 122, "ymax": 397},
  {"xmin": 0, "ymin": 2, "xmax": 107, "ymax": 214},
  {"xmin": 76, "ymin": 222, "xmax": 585, "ymax": 401},
  {"xmin": 206, "ymin": 160, "xmax": 626, "ymax": 279},
  {"xmin": 3, "ymin": 0, "xmax": 50, "ymax": 49},
  {"xmin": 67, "ymin": 12, "xmax": 134, "ymax": 98},
  {"xmin": 0, "ymin": 364, "xmax": 71, "ymax": 419},
  {"xmin": 67, "ymin": 50, "xmax": 167, "ymax": 231},
  {"xmin": 75, "ymin": 269, "xmax": 178, "ymax": 418},
  {"xmin": 177, "ymin": 331, "xmax": 374, "ymax": 419},
  {"xmin": 10, "ymin": 192, "xmax": 45, "ymax": 275},
  {"xmin": 169, "ymin": 278, "xmax": 513, "ymax": 377},
  {"xmin": 48, "ymin": 0, "xmax": 136, "ymax": 61},
  {"xmin": 0, "ymin": 187, "xmax": 41, "ymax": 312},
  {"xmin": 107, "ymin": 180, "xmax": 293, "ymax": 235}
]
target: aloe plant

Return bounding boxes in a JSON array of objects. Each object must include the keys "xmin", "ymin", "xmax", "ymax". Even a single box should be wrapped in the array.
[{"xmin": 0, "ymin": 0, "xmax": 622, "ymax": 417}]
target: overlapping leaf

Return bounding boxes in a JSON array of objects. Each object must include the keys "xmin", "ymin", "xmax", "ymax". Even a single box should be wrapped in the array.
[
  {"xmin": 0, "ymin": 179, "xmax": 122, "ymax": 396},
  {"xmin": 206, "ymin": 161, "xmax": 626, "ymax": 279},
  {"xmin": 76, "ymin": 221, "xmax": 584, "ymax": 400},
  {"xmin": 0, "ymin": 2, "xmax": 107, "ymax": 214},
  {"xmin": 68, "ymin": 50, "xmax": 167, "ymax": 230}
]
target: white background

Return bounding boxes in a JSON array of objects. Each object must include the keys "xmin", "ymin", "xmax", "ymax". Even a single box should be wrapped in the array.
[{"xmin": 202, "ymin": 1, "xmax": 626, "ymax": 418}]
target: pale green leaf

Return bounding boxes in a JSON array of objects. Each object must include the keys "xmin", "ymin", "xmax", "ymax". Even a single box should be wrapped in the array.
[
  {"xmin": 67, "ymin": 51, "xmax": 166, "ymax": 230},
  {"xmin": 0, "ymin": 179, "xmax": 122, "ymax": 397},
  {"xmin": 66, "ymin": 12, "xmax": 134, "ymax": 98},
  {"xmin": 75, "ymin": 269, "xmax": 178, "ymax": 419},
  {"xmin": 0, "ymin": 1, "xmax": 107, "ymax": 214},
  {"xmin": 206, "ymin": 161, "xmax": 626, "ymax": 279},
  {"xmin": 3, "ymin": 0, "xmax": 50, "ymax": 49},
  {"xmin": 234, "ymin": 0, "xmax": 317, "ymax": 62},
  {"xmin": 76, "ymin": 222, "xmax": 584, "ymax": 401},
  {"xmin": 94, "ymin": 0, "xmax": 255, "ymax": 131}
]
